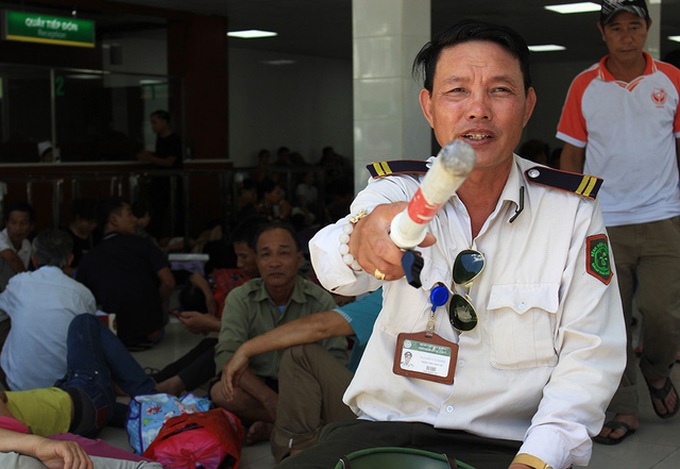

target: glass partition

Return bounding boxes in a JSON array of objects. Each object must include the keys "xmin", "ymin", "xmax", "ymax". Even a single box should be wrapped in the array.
[{"xmin": 0, "ymin": 64, "xmax": 182, "ymax": 164}]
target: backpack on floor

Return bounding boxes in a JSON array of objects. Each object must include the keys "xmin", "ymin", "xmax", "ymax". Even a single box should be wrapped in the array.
[
  {"xmin": 126, "ymin": 392, "xmax": 212, "ymax": 454},
  {"xmin": 142, "ymin": 407, "xmax": 244, "ymax": 469}
]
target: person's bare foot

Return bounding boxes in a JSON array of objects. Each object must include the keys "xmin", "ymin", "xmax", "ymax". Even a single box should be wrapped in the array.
[
  {"xmin": 594, "ymin": 413, "xmax": 639, "ymax": 444},
  {"xmin": 646, "ymin": 376, "xmax": 679, "ymax": 418},
  {"xmin": 154, "ymin": 376, "xmax": 185, "ymax": 396},
  {"xmin": 246, "ymin": 421, "xmax": 273, "ymax": 445}
]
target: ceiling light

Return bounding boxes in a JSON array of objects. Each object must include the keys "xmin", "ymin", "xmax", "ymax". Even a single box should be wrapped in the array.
[
  {"xmin": 669, "ymin": 36, "xmax": 680, "ymax": 43},
  {"xmin": 544, "ymin": 2, "xmax": 600, "ymax": 14},
  {"xmin": 529, "ymin": 44, "xmax": 566, "ymax": 52},
  {"xmin": 261, "ymin": 60, "xmax": 296, "ymax": 66},
  {"xmin": 227, "ymin": 30, "xmax": 277, "ymax": 39}
]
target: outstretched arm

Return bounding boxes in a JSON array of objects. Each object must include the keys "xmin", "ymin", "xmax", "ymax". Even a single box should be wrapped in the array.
[
  {"xmin": 0, "ymin": 428, "xmax": 92, "ymax": 469},
  {"xmin": 222, "ymin": 310, "xmax": 354, "ymax": 399}
]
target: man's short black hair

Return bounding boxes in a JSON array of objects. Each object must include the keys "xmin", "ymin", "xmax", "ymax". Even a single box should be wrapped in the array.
[
  {"xmin": 151, "ymin": 109, "xmax": 171, "ymax": 123},
  {"xmin": 71, "ymin": 198, "xmax": 98, "ymax": 221},
  {"xmin": 230, "ymin": 215, "xmax": 269, "ymax": 249},
  {"xmin": 412, "ymin": 19, "xmax": 532, "ymax": 94},
  {"xmin": 4, "ymin": 200, "xmax": 35, "ymax": 223},
  {"xmin": 97, "ymin": 196, "xmax": 128, "ymax": 229},
  {"xmin": 255, "ymin": 221, "xmax": 302, "ymax": 252}
]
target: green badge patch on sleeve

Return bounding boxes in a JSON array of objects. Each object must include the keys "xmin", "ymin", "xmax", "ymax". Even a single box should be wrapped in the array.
[{"xmin": 586, "ymin": 234, "xmax": 612, "ymax": 285}]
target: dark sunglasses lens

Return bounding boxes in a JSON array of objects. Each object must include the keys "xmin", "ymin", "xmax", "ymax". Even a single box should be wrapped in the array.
[
  {"xmin": 453, "ymin": 250, "xmax": 485, "ymax": 285},
  {"xmin": 449, "ymin": 294, "xmax": 478, "ymax": 331}
]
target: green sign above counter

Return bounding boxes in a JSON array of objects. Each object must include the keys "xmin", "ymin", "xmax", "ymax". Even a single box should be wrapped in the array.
[{"xmin": 3, "ymin": 10, "xmax": 95, "ymax": 48}]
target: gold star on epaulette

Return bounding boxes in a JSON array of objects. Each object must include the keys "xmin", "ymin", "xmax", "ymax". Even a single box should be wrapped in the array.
[
  {"xmin": 366, "ymin": 160, "xmax": 429, "ymax": 179},
  {"xmin": 525, "ymin": 166, "xmax": 602, "ymax": 200}
]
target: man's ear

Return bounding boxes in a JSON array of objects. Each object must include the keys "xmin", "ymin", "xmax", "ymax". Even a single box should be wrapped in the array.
[{"xmin": 419, "ymin": 89, "xmax": 434, "ymax": 128}]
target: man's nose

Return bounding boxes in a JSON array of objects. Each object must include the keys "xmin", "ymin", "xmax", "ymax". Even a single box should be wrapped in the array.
[{"xmin": 466, "ymin": 93, "xmax": 491, "ymax": 120}]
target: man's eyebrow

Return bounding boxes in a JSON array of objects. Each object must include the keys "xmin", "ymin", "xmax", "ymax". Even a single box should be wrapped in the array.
[{"xmin": 440, "ymin": 74, "xmax": 520, "ymax": 86}]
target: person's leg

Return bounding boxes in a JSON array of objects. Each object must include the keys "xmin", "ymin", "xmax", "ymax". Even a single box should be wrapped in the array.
[
  {"xmin": 175, "ymin": 344, "xmax": 217, "ymax": 391},
  {"xmin": 66, "ymin": 315, "xmax": 155, "ymax": 397},
  {"xmin": 272, "ymin": 344, "xmax": 355, "ymax": 462},
  {"xmin": 600, "ymin": 224, "xmax": 640, "ymax": 441},
  {"xmin": 412, "ymin": 423, "xmax": 521, "ymax": 468},
  {"xmin": 90, "ymin": 456, "xmax": 164, "ymax": 469},
  {"xmin": 56, "ymin": 314, "xmax": 156, "ymax": 435},
  {"xmin": 636, "ymin": 218, "xmax": 680, "ymax": 416},
  {"xmin": 152, "ymin": 338, "xmax": 216, "ymax": 384},
  {"xmin": 0, "ymin": 452, "xmax": 48, "ymax": 469},
  {"xmin": 277, "ymin": 420, "xmax": 411, "ymax": 469},
  {"xmin": 278, "ymin": 420, "xmax": 520, "ymax": 469}
]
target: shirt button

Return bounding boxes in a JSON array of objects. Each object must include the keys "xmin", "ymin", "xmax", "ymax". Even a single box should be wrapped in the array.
[
  {"xmin": 517, "ymin": 302, "xmax": 527, "ymax": 312},
  {"xmin": 446, "ymin": 405, "xmax": 454, "ymax": 413},
  {"xmin": 458, "ymin": 360, "xmax": 465, "ymax": 368}
]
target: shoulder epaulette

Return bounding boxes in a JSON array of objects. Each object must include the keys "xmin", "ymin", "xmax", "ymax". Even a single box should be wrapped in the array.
[
  {"xmin": 525, "ymin": 166, "xmax": 602, "ymax": 200},
  {"xmin": 366, "ymin": 160, "xmax": 429, "ymax": 179}
]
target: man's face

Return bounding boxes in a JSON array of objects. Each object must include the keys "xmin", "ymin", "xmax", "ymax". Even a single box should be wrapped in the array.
[
  {"xmin": 419, "ymin": 40, "xmax": 536, "ymax": 171},
  {"xmin": 598, "ymin": 12, "xmax": 649, "ymax": 64},
  {"xmin": 150, "ymin": 116, "xmax": 167, "ymax": 135},
  {"xmin": 74, "ymin": 217, "xmax": 97, "ymax": 236},
  {"xmin": 6, "ymin": 210, "xmax": 32, "ymax": 243},
  {"xmin": 233, "ymin": 241, "xmax": 259, "ymax": 278},
  {"xmin": 110, "ymin": 203, "xmax": 138, "ymax": 235},
  {"xmin": 256, "ymin": 228, "xmax": 302, "ymax": 291}
]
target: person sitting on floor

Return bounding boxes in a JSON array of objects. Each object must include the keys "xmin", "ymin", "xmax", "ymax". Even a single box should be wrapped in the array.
[
  {"xmin": 0, "ymin": 428, "xmax": 163, "ymax": 469},
  {"xmin": 221, "ymin": 289, "xmax": 382, "ymax": 462},
  {"xmin": 0, "ymin": 229, "xmax": 97, "ymax": 391},
  {"xmin": 0, "ymin": 314, "xmax": 161, "ymax": 469},
  {"xmin": 152, "ymin": 215, "xmax": 266, "ymax": 396},
  {"xmin": 0, "ymin": 200, "xmax": 35, "ymax": 275},
  {"xmin": 211, "ymin": 221, "xmax": 349, "ymax": 445},
  {"xmin": 77, "ymin": 197, "xmax": 175, "ymax": 349},
  {"xmin": 65, "ymin": 198, "xmax": 99, "ymax": 276},
  {"xmin": 0, "ymin": 314, "xmax": 156, "ymax": 438}
]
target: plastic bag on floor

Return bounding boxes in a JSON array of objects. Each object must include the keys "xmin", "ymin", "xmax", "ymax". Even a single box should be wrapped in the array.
[{"xmin": 126, "ymin": 392, "xmax": 211, "ymax": 454}]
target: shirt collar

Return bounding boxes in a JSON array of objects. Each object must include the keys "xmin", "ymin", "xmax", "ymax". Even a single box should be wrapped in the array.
[
  {"xmin": 253, "ymin": 275, "xmax": 306, "ymax": 305},
  {"xmin": 499, "ymin": 155, "xmax": 525, "ymax": 222},
  {"xmin": 598, "ymin": 51, "xmax": 656, "ymax": 81}
]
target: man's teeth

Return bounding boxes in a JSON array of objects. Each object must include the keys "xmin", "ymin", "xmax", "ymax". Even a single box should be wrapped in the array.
[{"xmin": 464, "ymin": 134, "xmax": 490, "ymax": 140}]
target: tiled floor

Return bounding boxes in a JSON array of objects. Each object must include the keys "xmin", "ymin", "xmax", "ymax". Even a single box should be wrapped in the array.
[{"xmin": 109, "ymin": 317, "xmax": 680, "ymax": 469}]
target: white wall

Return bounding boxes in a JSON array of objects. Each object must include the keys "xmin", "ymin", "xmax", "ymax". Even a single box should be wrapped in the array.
[
  {"xmin": 227, "ymin": 48, "xmax": 353, "ymax": 167},
  {"xmin": 97, "ymin": 32, "xmax": 599, "ymax": 168},
  {"xmin": 102, "ymin": 30, "xmax": 168, "ymax": 75}
]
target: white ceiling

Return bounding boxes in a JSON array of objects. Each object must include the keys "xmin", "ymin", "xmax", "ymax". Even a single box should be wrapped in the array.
[{"xmin": 108, "ymin": 0, "xmax": 680, "ymax": 64}]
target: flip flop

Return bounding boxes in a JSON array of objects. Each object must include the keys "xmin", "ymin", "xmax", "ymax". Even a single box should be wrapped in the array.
[
  {"xmin": 592, "ymin": 420, "xmax": 636, "ymax": 445},
  {"xmin": 646, "ymin": 376, "xmax": 680, "ymax": 419}
]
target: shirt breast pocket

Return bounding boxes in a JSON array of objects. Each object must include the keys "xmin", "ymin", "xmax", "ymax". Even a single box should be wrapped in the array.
[{"xmin": 487, "ymin": 283, "xmax": 559, "ymax": 369}]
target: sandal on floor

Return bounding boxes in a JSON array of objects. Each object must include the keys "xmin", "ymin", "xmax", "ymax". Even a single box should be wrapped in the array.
[
  {"xmin": 592, "ymin": 420, "xmax": 636, "ymax": 445},
  {"xmin": 646, "ymin": 376, "xmax": 679, "ymax": 420}
]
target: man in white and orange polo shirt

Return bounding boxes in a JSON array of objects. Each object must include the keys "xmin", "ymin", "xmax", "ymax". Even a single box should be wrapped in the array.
[{"xmin": 557, "ymin": 0, "xmax": 680, "ymax": 446}]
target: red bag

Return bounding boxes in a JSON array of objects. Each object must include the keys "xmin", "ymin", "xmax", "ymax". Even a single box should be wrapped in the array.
[{"xmin": 142, "ymin": 408, "xmax": 244, "ymax": 469}]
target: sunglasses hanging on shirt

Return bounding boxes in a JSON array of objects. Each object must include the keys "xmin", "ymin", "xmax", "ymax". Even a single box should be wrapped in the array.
[{"xmin": 449, "ymin": 249, "xmax": 485, "ymax": 332}]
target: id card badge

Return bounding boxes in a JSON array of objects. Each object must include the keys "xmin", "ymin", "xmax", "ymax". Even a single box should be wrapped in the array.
[{"xmin": 393, "ymin": 331, "xmax": 458, "ymax": 385}]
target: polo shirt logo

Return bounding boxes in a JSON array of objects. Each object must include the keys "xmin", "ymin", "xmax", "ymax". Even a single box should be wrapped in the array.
[
  {"xmin": 586, "ymin": 234, "xmax": 612, "ymax": 285},
  {"xmin": 651, "ymin": 88, "xmax": 667, "ymax": 107}
]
